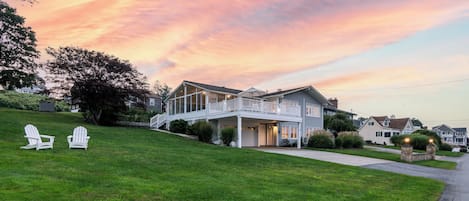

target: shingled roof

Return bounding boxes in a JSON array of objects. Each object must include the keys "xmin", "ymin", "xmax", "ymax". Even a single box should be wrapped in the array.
[
  {"xmin": 388, "ymin": 118, "xmax": 410, "ymax": 130},
  {"xmin": 184, "ymin": 80, "xmax": 243, "ymax": 94}
]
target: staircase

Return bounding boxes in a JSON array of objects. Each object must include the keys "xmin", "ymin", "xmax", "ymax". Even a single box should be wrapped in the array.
[{"xmin": 150, "ymin": 113, "xmax": 167, "ymax": 128}]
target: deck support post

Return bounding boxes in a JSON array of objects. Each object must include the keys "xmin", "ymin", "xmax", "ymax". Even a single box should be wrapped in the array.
[
  {"xmin": 297, "ymin": 122, "xmax": 302, "ymax": 149},
  {"xmin": 237, "ymin": 115, "xmax": 242, "ymax": 148}
]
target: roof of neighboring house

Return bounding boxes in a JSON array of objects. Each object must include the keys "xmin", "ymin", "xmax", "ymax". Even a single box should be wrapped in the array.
[
  {"xmin": 259, "ymin": 86, "xmax": 329, "ymax": 105},
  {"xmin": 388, "ymin": 118, "xmax": 410, "ymax": 130},
  {"xmin": 323, "ymin": 105, "xmax": 356, "ymax": 116},
  {"xmin": 454, "ymin": 128, "xmax": 467, "ymax": 133},
  {"xmin": 432, "ymin": 124, "xmax": 456, "ymax": 133},
  {"xmin": 371, "ymin": 116, "xmax": 387, "ymax": 125},
  {"xmin": 184, "ymin": 80, "xmax": 243, "ymax": 94}
]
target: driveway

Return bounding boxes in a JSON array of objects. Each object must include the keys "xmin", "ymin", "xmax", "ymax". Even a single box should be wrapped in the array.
[{"xmin": 255, "ymin": 148, "xmax": 469, "ymax": 201}]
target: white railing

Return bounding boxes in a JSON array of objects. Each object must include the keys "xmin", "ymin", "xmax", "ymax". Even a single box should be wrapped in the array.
[
  {"xmin": 208, "ymin": 97, "xmax": 300, "ymax": 117},
  {"xmin": 150, "ymin": 113, "xmax": 167, "ymax": 128}
]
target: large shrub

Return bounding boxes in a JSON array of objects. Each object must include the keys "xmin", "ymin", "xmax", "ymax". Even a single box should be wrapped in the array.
[
  {"xmin": 408, "ymin": 134, "xmax": 429, "ymax": 150},
  {"xmin": 439, "ymin": 143, "xmax": 452, "ymax": 151},
  {"xmin": 196, "ymin": 121, "xmax": 214, "ymax": 143},
  {"xmin": 187, "ymin": 121, "xmax": 203, "ymax": 136},
  {"xmin": 411, "ymin": 129, "xmax": 441, "ymax": 146},
  {"xmin": 337, "ymin": 131, "xmax": 364, "ymax": 149},
  {"xmin": 308, "ymin": 134, "xmax": 334, "ymax": 148},
  {"xmin": 390, "ymin": 135, "xmax": 406, "ymax": 146},
  {"xmin": 0, "ymin": 90, "xmax": 69, "ymax": 112},
  {"xmin": 169, "ymin": 119, "xmax": 188, "ymax": 133},
  {"xmin": 221, "ymin": 127, "xmax": 235, "ymax": 146}
]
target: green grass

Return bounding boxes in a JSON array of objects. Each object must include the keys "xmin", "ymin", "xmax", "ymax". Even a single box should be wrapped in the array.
[
  {"xmin": 383, "ymin": 145, "xmax": 465, "ymax": 157},
  {"xmin": 0, "ymin": 108, "xmax": 444, "ymax": 201},
  {"xmin": 309, "ymin": 148, "xmax": 457, "ymax": 170}
]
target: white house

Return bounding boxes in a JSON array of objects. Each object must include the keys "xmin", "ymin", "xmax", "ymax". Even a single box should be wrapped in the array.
[
  {"xmin": 150, "ymin": 80, "xmax": 330, "ymax": 148},
  {"xmin": 432, "ymin": 125, "xmax": 467, "ymax": 146},
  {"xmin": 359, "ymin": 116, "xmax": 415, "ymax": 145}
]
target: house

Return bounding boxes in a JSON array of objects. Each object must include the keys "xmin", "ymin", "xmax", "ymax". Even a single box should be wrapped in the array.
[
  {"xmin": 127, "ymin": 93, "xmax": 163, "ymax": 113},
  {"xmin": 150, "ymin": 80, "xmax": 329, "ymax": 148},
  {"xmin": 359, "ymin": 116, "xmax": 416, "ymax": 145},
  {"xmin": 323, "ymin": 98, "xmax": 355, "ymax": 119},
  {"xmin": 432, "ymin": 125, "xmax": 467, "ymax": 146}
]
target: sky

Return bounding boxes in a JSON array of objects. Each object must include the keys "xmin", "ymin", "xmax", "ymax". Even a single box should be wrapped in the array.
[{"xmin": 6, "ymin": 0, "xmax": 469, "ymax": 129}]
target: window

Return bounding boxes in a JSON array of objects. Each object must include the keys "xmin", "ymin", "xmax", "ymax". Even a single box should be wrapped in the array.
[
  {"xmin": 384, "ymin": 132, "xmax": 391, "ymax": 137},
  {"xmin": 376, "ymin": 132, "xmax": 382, "ymax": 137},
  {"xmin": 306, "ymin": 104, "xmax": 320, "ymax": 117},
  {"xmin": 149, "ymin": 98, "xmax": 155, "ymax": 106},
  {"xmin": 368, "ymin": 121, "xmax": 374, "ymax": 126},
  {"xmin": 291, "ymin": 127, "xmax": 298, "ymax": 139},
  {"xmin": 281, "ymin": 127, "xmax": 289, "ymax": 139},
  {"xmin": 393, "ymin": 132, "xmax": 400, "ymax": 136}
]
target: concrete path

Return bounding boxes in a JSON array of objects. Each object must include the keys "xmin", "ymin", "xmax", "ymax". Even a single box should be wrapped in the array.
[
  {"xmin": 255, "ymin": 147, "xmax": 393, "ymax": 166},
  {"xmin": 255, "ymin": 148, "xmax": 469, "ymax": 201},
  {"xmin": 439, "ymin": 154, "xmax": 469, "ymax": 201}
]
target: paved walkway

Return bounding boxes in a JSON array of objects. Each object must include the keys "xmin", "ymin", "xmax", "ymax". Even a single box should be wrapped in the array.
[
  {"xmin": 255, "ymin": 148, "xmax": 469, "ymax": 201},
  {"xmin": 255, "ymin": 147, "xmax": 393, "ymax": 166}
]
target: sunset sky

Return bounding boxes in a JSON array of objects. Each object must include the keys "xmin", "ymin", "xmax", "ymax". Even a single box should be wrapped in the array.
[{"xmin": 7, "ymin": 0, "xmax": 469, "ymax": 129}]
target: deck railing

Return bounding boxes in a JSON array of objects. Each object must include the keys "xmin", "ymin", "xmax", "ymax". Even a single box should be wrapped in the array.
[{"xmin": 208, "ymin": 97, "xmax": 300, "ymax": 117}]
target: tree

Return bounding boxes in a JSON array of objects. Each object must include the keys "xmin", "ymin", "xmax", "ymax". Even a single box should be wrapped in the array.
[
  {"xmin": 45, "ymin": 47, "xmax": 149, "ymax": 125},
  {"xmin": 152, "ymin": 80, "xmax": 171, "ymax": 112},
  {"xmin": 324, "ymin": 113, "xmax": 356, "ymax": 136},
  {"xmin": 411, "ymin": 118, "xmax": 423, "ymax": 128},
  {"xmin": 0, "ymin": 1, "xmax": 40, "ymax": 90}
]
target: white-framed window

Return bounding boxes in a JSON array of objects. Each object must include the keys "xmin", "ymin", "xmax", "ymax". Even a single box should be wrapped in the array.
[
  {"xmin": 368, "ymin": 121, "xmax": 374, "ymax": 126},
  {"xmin": 384, "ymin": 132, "xmax": 391, "ymax": 137},
  {"xmin": 291, "ymin": 127, "xmax": 298, "ymax": 139},
  {"xmin": 376, "ymin": 132, "xmax": 382, "ymax": 137},
  {"xmin": 149, "ymin": 98, "xmax": 155, "ymax": 106},
  {"xmin": 306, "ymin": 103, "xmax": 320, "ymax": 117},
  {"xmin": 281, "ymin": 126, "xmax": 289, "ymax": 139}
]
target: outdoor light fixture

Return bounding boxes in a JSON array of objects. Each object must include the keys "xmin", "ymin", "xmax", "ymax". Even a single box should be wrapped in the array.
[
  {"xmin": 404, "ymin": 137, "xmax": 410, "ymax": 144},
  {"xmin": 429, "ymin": 139, "xmax": 434, "ymax": 144}
]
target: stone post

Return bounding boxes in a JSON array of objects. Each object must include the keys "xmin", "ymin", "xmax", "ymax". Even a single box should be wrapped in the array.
[
  {"xmin": 401, "ymin": 144, "xmax": 413, "ymax": 162},
  {"xmin": 426, "ymin": 143, "xmax": 437, "ymax": 160}
]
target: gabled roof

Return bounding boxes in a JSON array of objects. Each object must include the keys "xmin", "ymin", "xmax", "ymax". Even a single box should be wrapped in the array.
[
  {"xmin": 371, "ymin": 116, "xmax": 388, "ymax": 125},
  {"xmin": 388, "ymin": 118, "xmax": 410, "ymax": 130},
  {"xmin": 184, "ymin": 80, "xmax": 242, "ymax": 94},
  {"xmin": 259, "ymin": 86, "xmax": 329, "ymax": 105},
  {"xmin": 323, "ymin": 105, "xmax": 356, "ymax": 116},
  {"xmin": 432, "ymin": 124, "xmax": 456, "ymax": 133}
]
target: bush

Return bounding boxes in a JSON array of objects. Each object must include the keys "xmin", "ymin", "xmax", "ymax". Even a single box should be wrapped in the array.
[
  {"xmin": 221, "ymin": 127, "xmax": 235, "ymax": 146},
  {"xmin": 411, "ymin": 129, "xmax": 441, "ymax": 146},
  {"xmin": 461, "ymin": 147, "xmax": 467, "ymax": 153},
  {"xmin": 308, "ymin": 134, "xmax": 334, "ymax": 148},
  {"xmin": 0, "ymin": 90, "xmax": 69, "ymax": 112},
  {"xmin": 337, "ymin": 132, "xmax": 364, "ymax": 149},
  {"xmin": 196, "ymin": 121, "xmax": 213, "ymax": 143},
  {"xmin": 390, "ymin": 135, "xmax": 406, "ymax": 146},
  {"xmin": 334, "ymin": 137, "xmax": 343, "ymax": 148},
  {"xmin": 187, "ymin": 121, "xmax": 203, "ymax": 136},
  {"xmin": 169, "ymin": 119, "xmax": 188, "ymax": 133},
  {"xmin": 408, "ymin": 134, "xmax": 429, "ymax": 150},
  {"xmin": 439, "ymin": 143, "xmax": 452, "ymax": 151}
]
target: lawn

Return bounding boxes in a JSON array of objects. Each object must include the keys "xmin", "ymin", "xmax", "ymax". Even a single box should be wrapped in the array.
[
  {"xmin": 0, "ymin": 108, "xmax": 445, "ymax": 201},
  {"xmin": 310, "ymin": 148, "xmax": 457, "ymax": 170},
  {"xmin": 383, "ymin": 145, "xmax": 465, "ymax": 157}
]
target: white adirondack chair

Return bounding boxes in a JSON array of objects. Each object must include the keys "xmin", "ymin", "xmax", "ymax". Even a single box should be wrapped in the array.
[
  {"xmin": 67, "ymin": 126, "xmax": 90, "ymax": 149},
  {"xmin": 21, "ymin": 124, "xmax": 55, "ymax": 150}
]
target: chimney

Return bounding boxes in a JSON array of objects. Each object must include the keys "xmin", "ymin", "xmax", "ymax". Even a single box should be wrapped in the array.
[
  {"xmin": 390, "ymin": 115, "xmax": 396, "ymax": 119},
  {"xmin": 328, "ymin": 98, "xmax": 338, "ymax": 109},
  {"xmin": 277, "ymin": 89, "xmax": 282, "ymax": 92}
]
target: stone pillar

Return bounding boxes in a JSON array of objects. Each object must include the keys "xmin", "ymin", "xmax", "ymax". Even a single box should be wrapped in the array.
[
  {"xmin": 400, "ymin": 144, "xmax": 413, "ymax": 162},
  {"xmin": 426, "ymin": 143, "xmax": 437, "ymax": 160}
]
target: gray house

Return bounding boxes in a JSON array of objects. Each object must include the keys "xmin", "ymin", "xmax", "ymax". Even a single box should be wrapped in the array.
[
  {"xmin": 150, "ymin": 80, "xmax": 329, "ymax": 148},
  {"xmin": 432, "ymin": 124, "xmax": 467, "ymax": 146}
]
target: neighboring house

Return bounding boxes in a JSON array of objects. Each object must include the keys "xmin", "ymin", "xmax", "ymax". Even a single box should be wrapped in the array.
[
  {"xmin": 150, "ymin": 80, "xmax": 329, "ymax": 148},
  {"xmin": 323, "ymin": 98, "xmax": 355, "ymax": 119},
  {"xmin": 359, "ymin": 116, "xmax": 416, "ymax": 145},
  {"xmin": 432, "ymin": 125, "xmax": 467, "ymax": 146},
  {"xmin": 127, "ymin": 94, "xmax": 163, "ymax": 113}
]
